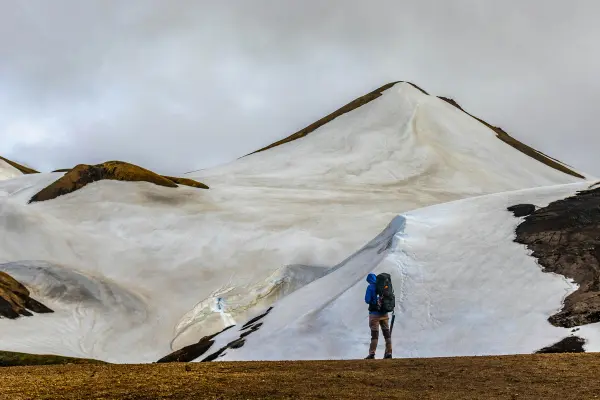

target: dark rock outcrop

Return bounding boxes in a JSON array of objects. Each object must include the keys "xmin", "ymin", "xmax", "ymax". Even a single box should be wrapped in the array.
[
  {"xmin": 0, "ymin": 156, "xmax": 39, "ymax": 174},
  {"xmin": 514, "ymin": 187, "xmax": 600, "ymax": 328},
  {"xmin": 157, "ymin": 325, "xmax": 235, "ymax": 363},
  {"xmin": 507, "ymin": 204, "xmax": 536, "ymax": 217},
  {"xmin": 201, "ymin": 307, "xmax": 273, "ymax": 362},
  {"xmin": 0, "ymin": 272, "xmax": 53, "ymax": 319},
  {"xmin": 536, "ymin": 336, "xmax": 586, "ymax": 354},
  {"xmin": 29, "ymin": 161, "xmax": 209, "ymax": 203},
  {"xmin": 241, "ymin": 307, "xmax": 273, "ymax": 330}
]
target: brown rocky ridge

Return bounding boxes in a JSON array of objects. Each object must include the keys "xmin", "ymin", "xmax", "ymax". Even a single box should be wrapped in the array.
[
  {"xmin": 0, "ymin": 156, "xmax": 39, "ymax": 174},
  {"xmin": 438, "ymin": 96, "xmax": 584, "ymax": 179},
  {"xmin": 0, "ymin": 271, "xmax": 53, "ymax": 319},
  {"xmin": 29, "ymin": 161, "xmax": 209, "ymax": 203},
  {"xmin": 512, "ymin": 185, "xmax": 600, "ymax": 328}
]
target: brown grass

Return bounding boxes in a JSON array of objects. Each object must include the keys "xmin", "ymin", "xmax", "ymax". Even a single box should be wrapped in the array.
[
  {"xmin": 1, "ymin": 354, "xmax": 599, "ymax": 399},
  {"xmin": 0, "ymin": 350, "xmax": 106, "ymax": 367},
  {"xmin": 0, "ymin": 272, "xmax": 53, "ymax": 319},
  {"xmin": 0, "ymin": 156, "xmax": 39, "ymax": 174},
  {"xmin": 29, "ymin": 161, "xmax": 208, "ymax": 203}
]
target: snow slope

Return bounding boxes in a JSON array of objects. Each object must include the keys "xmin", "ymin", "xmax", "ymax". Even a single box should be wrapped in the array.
[
  {"xmin": 210, "ymin": 182, "xmax": 600, "ymax": 361},
  {"xmin": 0, "ymin": 158, "xmax": 22, "ymax": 181},
  {"xmin": 0, "ymin": 82, "xmax": 593, "ymax": 363}
]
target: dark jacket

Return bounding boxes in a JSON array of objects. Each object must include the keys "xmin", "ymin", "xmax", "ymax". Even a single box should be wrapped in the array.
[{"xmin": 365, "ymin": 273, "xmax": 386, "ymax": 315}]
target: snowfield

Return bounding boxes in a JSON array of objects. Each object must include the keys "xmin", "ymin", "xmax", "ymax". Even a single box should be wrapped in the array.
[{"xmin": 0, "ymin": 82, "xmax": 596, "ymax": 363}]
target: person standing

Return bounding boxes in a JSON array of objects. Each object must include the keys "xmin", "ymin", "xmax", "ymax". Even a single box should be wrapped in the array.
[{"xmin": 364, "ymin": 273, "xmax": 394, "ymax": 359}]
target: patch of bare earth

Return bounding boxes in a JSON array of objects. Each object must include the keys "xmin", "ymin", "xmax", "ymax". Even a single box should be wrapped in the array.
[
  {"xmin": 512, "ymin": 186, "xmax": 600, "ymax": 328},
  {"xmin": 1, "ymin": 354, "xmax": 600, "ymax": 399},
  {"xmin": 29, "ymin": 161, "xmax": 209, "ymax": 203}
]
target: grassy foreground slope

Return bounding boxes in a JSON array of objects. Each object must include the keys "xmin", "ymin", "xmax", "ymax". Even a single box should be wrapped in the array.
[{"xmin": 1, "ymin": 354, "xmax": 599, "ymax": 399}]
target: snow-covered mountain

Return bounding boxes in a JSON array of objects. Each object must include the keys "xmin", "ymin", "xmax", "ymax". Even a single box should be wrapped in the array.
[{"xmin": 0, "ymin": 82, "xmax": 596, "ymax": 363}]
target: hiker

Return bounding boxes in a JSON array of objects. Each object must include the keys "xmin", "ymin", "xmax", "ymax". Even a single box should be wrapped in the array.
[{"xmin": 364, "ymin": 272, "xmax": 394, "ymax": 359}]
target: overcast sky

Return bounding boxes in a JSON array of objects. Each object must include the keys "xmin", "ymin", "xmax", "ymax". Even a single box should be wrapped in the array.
[{"xmin": 0, "ymin": 1, "xmax": 598, "ymax": 176}]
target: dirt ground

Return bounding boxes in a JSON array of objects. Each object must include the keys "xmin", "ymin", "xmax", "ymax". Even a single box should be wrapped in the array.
[{"xmin": 1, "ymin": 353, "xmax": 600, "ymax": 399}]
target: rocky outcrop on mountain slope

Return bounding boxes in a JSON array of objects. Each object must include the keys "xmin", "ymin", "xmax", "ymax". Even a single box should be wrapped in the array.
[
  {"xmin": 29, "ymin": 161, "xmax": 209, "ymax": 203},
  {"xmin": 438, "ymin": 97, "xmax": 584, "ymax": 179},
  {"xmin": 0, "ymin": 272, "xmax": 53, "ymax": 319},
  {"xmin": 512, "ymin": 186, "xmax": 600, "ymax": 328},
  {"xmin": 163, "ymin": 176, "xmax": 209, "ymax": 189},
  {"xmin": 536, "ymin": 336, "xmax": 586, "ymax": 353},
  {"xmin": 0, "ymin": 156, "xmax": 39, "ymax": 174},
  {"xmin": 157, "ymin": 326, "xmax": 234, "ymax": 363},
  {"xmin": 507, "ymin": 204, "xmax": 536, "ymax": 217}
]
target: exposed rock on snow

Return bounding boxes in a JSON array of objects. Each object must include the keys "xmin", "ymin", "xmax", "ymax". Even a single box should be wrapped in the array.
[
  {"xmin": 157, "ymin": 325, "xmax": 234, "ymax": 363},
  {"xmin": 29, "ymin": 161, "xmax": 208, "ymax": 203},
  {"xmin": 507, "ymin": 204, "xmax": 536, "ymax": 217},
  {"xmin": 514, "ymin": 186, "xmax": 600, "ymax": 328},
  {"xmin": 241, "ymin": 307, "xmax": 273, "ymax": 330},
  {"xmin": 0, "ymin": 271, "xmax": 53, "ymax": 319},
  {"xmin": 163, "ymin": 176, "xmax": 209, "ymax": 189},
  {"xmin": 0, "ymin": 156, "xmax": 39, "ymax": 175},
  {"xmin": 536, "ymin": 336, "xmax": 586, "ymax": 353},
  {"xmin": 437, "ymin": 97, "xmax": 584, "ymax": 179}
]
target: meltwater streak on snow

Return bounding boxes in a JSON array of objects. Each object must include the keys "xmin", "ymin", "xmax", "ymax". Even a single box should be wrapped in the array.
[{"xmin": 216, "ymin": 182, "xmax": 600, "ymax": 361}]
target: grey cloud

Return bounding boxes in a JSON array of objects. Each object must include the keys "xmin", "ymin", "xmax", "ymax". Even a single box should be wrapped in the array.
[{"xmin": 0, "ymin": 0, "xmax": 598, "ymax": 175}]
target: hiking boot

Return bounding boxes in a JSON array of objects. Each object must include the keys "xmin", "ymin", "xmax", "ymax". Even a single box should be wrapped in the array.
[
  {"xmin": 365, "ymin": 354, "xmax": 375, "ymax": 359},
  {"xmin": 383, "ymin": 353, "xmax": 392, "ymax": 359}
]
